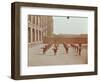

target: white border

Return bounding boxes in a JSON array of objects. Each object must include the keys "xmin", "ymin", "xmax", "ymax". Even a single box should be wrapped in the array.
[{"xmin": 20, "ymin": 7, "xmax": 95, "ymax": 75}]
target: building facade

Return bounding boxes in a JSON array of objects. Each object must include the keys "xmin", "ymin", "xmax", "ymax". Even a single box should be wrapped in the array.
[{"xmin": 28, "ymin": 15, "xmax": 53, "ymax": 46}]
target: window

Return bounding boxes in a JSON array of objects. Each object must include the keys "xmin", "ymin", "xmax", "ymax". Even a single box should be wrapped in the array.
[
  {"xmin": 36, "ymin": 30, "xmax": 38, "ymax": 41},
  {"xmin": 39, "ymin": 31, "xmax": 41, "ymax": 41},
  {"xmin": 28, "ymin": 15, "xmax": 31, "ymax": 22},
  {"xmin": 33, "ymin": 16, "xmax": 35, "ymax": 24},
  {"xmin": 28, "ymin": 27, "xmax": 31, "ymax": 43},
  {"xmin": 32, "ymin": 28, "xmax": 35, "ymax": 42}
]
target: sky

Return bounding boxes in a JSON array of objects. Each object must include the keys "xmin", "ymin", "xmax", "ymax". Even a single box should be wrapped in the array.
[{"xmin": 53, "ymin": 16, "xmax": 88, "ymax": 34}]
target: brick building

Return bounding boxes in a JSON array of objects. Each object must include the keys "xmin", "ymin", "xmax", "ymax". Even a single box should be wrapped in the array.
[{"xmin": 28, "ymin": 15, "xmax": 53, "ymax": 46}]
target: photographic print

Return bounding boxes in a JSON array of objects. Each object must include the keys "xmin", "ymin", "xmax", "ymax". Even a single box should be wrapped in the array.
[
  {"xmin": 28, "ymin": 15, "xmax": 88, "ymax": 66},
  {"xmin": 11, "ymin": 2, "xmax": 97, "ymax": 80}
]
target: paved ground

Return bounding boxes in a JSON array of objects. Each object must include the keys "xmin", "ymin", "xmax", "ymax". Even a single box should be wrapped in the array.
[{"xmin": 28, "ymin": 44, "xmax": 87, "ymax": 66}]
